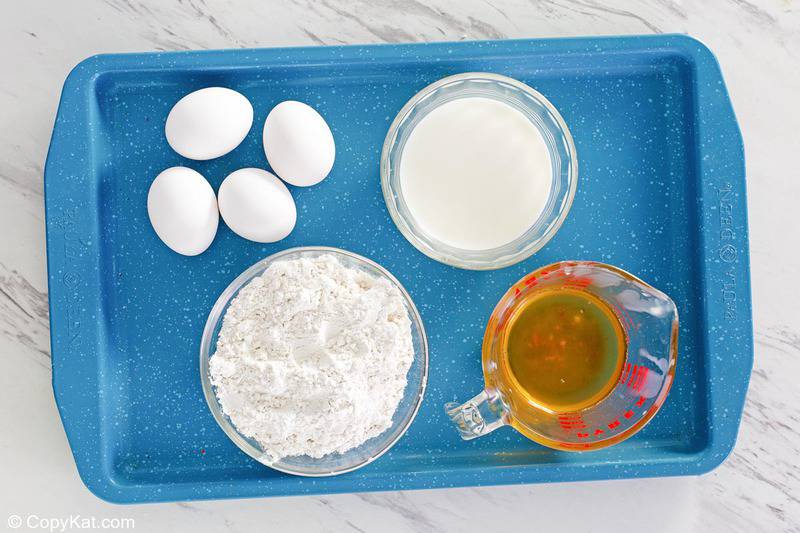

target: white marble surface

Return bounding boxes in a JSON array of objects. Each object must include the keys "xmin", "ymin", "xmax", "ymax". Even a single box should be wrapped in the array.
[{"xmin": 1, "ymin": 0, "xmax": 798, "ymax": 531}]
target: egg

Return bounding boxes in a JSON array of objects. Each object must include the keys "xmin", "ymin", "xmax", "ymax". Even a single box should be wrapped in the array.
[
  {"xmin": 218, "ymin": 168, "xmax": 297, "ymax": 243},
  {"xmin": 263, "ymin": 101, "xmax": 335, "ymax": 187},
  {"xmin": 147, "ymin": 167, "xmax": 219, "ymax": 256},
  {"xmin": 165, "ymin": 87, "xmax": 253, "ymax": 160}
]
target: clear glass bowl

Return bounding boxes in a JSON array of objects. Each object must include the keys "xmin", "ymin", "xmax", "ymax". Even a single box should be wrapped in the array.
[
  {"xmin": 199, "ymin": 246, "xmax": 428, "ymax": 477},
  {"xmin": 381, "ymin": 72, "xmax": 578, "ymax": 270}
]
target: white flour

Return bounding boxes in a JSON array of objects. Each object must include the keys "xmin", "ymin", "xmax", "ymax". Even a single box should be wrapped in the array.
[{"xmin": 209, "ymin": 254, "xmax": 414, "ymax": 461}]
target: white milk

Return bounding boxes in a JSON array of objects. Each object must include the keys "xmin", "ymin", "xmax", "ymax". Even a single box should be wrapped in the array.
[{"xmin": 400, "ymin": 97, "xmax": 552, "ymax": 251}]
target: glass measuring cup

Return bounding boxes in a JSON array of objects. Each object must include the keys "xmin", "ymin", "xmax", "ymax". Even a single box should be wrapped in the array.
[{"xmin": 446, "ymin": 261, "xmax": 678, "ymax": 451}]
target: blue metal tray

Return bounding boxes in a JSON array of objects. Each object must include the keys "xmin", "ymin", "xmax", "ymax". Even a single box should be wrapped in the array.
[{"xmin": 44, "ymin": 35, "xmax": 752, "ymax": 503}]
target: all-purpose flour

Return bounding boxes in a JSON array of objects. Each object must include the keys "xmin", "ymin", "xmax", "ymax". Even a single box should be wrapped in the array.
[{"xmin": 209, "ymin": 254, "xmax": 414, "ymax": 461}]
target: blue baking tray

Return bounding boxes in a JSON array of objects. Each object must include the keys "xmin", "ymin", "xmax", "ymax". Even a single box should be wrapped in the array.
[{"xmin": 44, "ymin": 35, "xmax": 752, "ymax": 503}]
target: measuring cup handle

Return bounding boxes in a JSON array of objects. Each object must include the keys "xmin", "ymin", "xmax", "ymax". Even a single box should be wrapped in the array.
[{"xmin": 445, "ymin": 389, "xmax": 510, "ymax": 440}]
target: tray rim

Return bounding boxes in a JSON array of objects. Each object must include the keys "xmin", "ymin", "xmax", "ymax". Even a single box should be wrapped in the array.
[{"xmin": 44, "ymin": 33, "xmax": 753, "ymax": 504}]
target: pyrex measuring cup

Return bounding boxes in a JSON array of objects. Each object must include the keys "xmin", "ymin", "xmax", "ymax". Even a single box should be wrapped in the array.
[{"xmin": 446, "ymin": 261, "xmax": 678, "ymax": 451}]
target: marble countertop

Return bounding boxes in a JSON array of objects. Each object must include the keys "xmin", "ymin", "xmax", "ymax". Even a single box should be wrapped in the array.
[{"xmin": 1, "ymin": 0, "xmax": 798, "ymax": 531}]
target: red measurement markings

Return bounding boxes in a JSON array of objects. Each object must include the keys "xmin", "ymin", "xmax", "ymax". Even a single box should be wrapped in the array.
[
  {"xmin": 633, "ymin": 366, "xmax": 649, "ymax": 392},
  {"xmin": 626, "ymin": 366, "xmax": 636, "ymax": 387},
  {"xmin": 524, "ymin": 276, "xmax": 538, "ymax": 286},
  {"xmin": 563, "ymin": 276, "xmax": 593, "ymax": 289},
  {"xmin": 621, "ymin": 364, "xmax": 649, "ymax": 392},
  {"xmin": 619, "ymin": 362, "xmax": 632, "ymax": 384},
  {"xmin": 609, "ymin": 301, "xmax": 636, "ymax": 333},
  {"xmin": 587, "ymin": 410, "xmax": 640, "ymax": 438},
  {"xmin": 558, "ymin": 413, "xmax": 586, "ymax": 431},
  {"xmin": 625, "ymin": 365, "xmax": 648, "ymax": 392},
  {"xmin": 621, "ymin": 308, "xmax": 636, "ymax": 332},
  {"xmin": 514, "ymin": 287, "xmax": 521, "ymax": 297},
  {"xmin": 635, "ymin": 396, "xmax": 646, "ymax": 407}
]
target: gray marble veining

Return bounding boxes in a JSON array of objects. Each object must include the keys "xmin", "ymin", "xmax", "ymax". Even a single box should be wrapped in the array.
[{"xmin": 1, "ymin": 0, "xmax": 798, "ymax": 531}]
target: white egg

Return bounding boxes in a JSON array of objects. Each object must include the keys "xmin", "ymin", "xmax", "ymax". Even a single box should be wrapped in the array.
[
  {"xmin": 263, "ymin": 101, "xmax": 335, "ymax": 187},
  {"xmin": 218, "ymin": 168, "xmax": 297, "ymax": 243},
  {"xmin": 165, "ymin": 87, "xmax": 253, "ymax": 160},
  {"xmin": 147, "ymin": 167, "xmax": 219, "ymax": 256}
]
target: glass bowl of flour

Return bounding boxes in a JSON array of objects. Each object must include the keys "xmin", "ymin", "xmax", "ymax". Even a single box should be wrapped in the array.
[
  {"xmin": 200, "ymin": 246, "xmax": 428, "ymax": 476},
  {"xmin": 381, "ymin": 72, "xmax": 578, "ymax": 270}
]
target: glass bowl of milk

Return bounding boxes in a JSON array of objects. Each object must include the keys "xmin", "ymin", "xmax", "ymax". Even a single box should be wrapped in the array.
[{"xmin": 381, "ymin": 72, "xmax": 577, "ymax": 270}]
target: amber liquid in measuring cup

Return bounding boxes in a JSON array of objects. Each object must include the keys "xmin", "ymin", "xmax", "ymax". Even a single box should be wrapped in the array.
[
  {"xmin": 503, "ymin": 288, "xmax": 626, "ymax": 413},
  {"xmin": 446, "ymin": 261, "xmax": 679, "ymax": 451}
]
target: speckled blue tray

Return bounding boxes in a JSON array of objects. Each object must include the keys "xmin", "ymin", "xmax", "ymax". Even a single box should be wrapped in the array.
[{"xmin": 44, "ymin": 35, "xmax": 752, "ymax": 503}]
